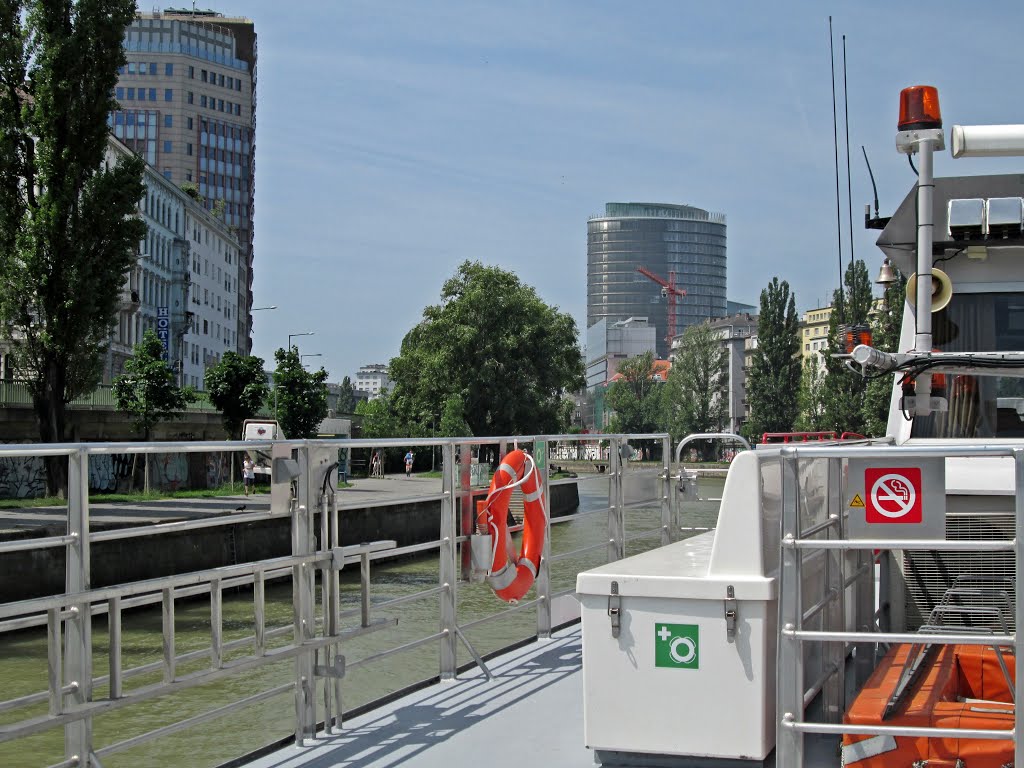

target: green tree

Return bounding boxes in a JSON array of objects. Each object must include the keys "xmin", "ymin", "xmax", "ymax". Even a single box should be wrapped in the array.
[
  {"xmin": 794, "ymin": 357, "xmax": 827, "ymax": 431},
  {"xmin": 204, "ymin": 351, "xmax": 270, "ymax": 439},
  {"xmin": 663, "ymin": 322, "xmax": 727, "ymax": 446},
  {"xmin": 605, "ymin": 351, "xmax": 665, "ymax": 434},
  {"xmin": 746, "ymin": 278, "xmax": 802, "ymax": 437},
  {"xmin": 275, "ymin": 346, "xmax": 329, "ymax": 438},
  {"xmin": 355, "ymin": 394, "xmax": 401, "ymax": 439},
  {"xmin": 388, "ymin": 261, "xmax": 585, "ymax": 436},
  {"xmin": 437, "ymin": 393, "xmax": 471, "ymax": 437},
  {"xmin": 821, "ymin": 260, "xmax": 874, "ymax": 435},
  {"xmin": 0, "ymin": 0, "xmax": 145, "ymax": 492},
  {"xmin": 336, "ymin": 375, "xmax": 357, "ymax": 414},
  {"xmin": 112, "ymin": 330, "xmax": 197, "ymax": 440},
  {"xmin": 861, "ymin": 267, "xmax": 905, "ymax": 437}
]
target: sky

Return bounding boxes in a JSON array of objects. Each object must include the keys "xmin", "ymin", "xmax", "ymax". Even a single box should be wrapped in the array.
[{"xmin": 206, "ymin": 0, "xmax": 1024, "ymax": 382}]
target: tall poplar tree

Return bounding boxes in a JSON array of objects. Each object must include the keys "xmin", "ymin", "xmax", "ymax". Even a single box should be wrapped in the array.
[
  {"xmin": 861, "ymin": 266, "xmax": 906, "ymax": 436},
  {"xmin": 746, "ymin": 278, "xmax": 801, "ymax": 438},
  {"xmin": 663, "ymin": 322, "xmax": 727, "ymax": 444},
  {"xmin": 0, "ymin": 0, "xmax": 145, "ymax": 492},
  {"xmin": 820, "ymin": 260, "xmax": 874, "ymax": 435}
]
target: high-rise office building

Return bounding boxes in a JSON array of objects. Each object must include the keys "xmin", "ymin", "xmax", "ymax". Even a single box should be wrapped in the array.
[
  {"xmin": 587, "ymin": 202, "xmax": 727, "ymax": 359},
  {"xmin": 111, "ymin": 8, "xmax": 257, "ymax": 352}
]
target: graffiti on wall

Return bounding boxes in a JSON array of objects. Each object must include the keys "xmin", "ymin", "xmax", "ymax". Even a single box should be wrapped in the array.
[
  {"xmin": 0, "ymin": 456, "xmax": 46, "ymax": 499},
  {"xmin": 152, "ymin": 453, "xmax": 188, "ymax": 491},
  {"xmin": 88, "ymin": 454, "xmax": 135, "ymax": 494},
  {"xmin": 206, "ymin": 452, "xmax": 230, "ymax": 488}
]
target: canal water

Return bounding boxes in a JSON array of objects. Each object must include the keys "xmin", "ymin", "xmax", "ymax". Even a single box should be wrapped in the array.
[{"xmin": 0, "ymin": 477, "xmax": 725, "ymax": 768}]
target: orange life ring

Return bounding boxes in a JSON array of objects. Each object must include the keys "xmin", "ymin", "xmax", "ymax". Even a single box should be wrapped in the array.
[{"xmin": 476, "ymin": 449, "xmax": 547, "ymax": 603}]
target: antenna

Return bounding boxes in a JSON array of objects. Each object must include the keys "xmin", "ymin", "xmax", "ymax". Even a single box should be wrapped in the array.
[
  {"xmin": 829, "ymin": 17, "xmax": 845, "ymax": 323},
  {"xmin": 861, "ymin": 147, "xmax": 890, "ymax": 229},
  {"xmin": 843, "ymin": 35, "xmax": 854, "ymax": 269}
]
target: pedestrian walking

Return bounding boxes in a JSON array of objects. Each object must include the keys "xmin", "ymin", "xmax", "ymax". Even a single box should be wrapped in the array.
[
  {"xmin": 242, "ymin": 455, "xmax": 255, "ymax": 496},
  {"xmin": 404, "ymin": 450, "xmax": 414, "ymax": 478}
]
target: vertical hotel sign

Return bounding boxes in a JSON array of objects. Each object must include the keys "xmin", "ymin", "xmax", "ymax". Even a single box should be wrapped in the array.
[{"xmin": 156, "ymin": 307, "xmax": 171, "ymax": 363}]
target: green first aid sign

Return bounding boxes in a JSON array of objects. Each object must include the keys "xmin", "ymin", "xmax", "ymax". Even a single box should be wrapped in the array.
[{"xmin": 655, "ymin": 623, "xmax": 699, "ymax": 669}]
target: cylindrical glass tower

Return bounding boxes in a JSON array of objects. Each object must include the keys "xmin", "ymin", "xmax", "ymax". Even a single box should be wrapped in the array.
[{"xmin": 587, "ymin": 202, "xmax": 727, "ymax": 359}]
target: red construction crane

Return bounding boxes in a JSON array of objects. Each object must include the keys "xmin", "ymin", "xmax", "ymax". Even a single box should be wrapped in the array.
[{"xmin": 635, "ymin": 266, "xmax": 687, "ymax": 344}]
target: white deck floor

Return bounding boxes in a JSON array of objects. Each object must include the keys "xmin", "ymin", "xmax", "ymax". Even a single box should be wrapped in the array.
[
  {"xmin": 243, "ymin": 626, "xmax": 594, "ymax": 768},
  {"xmin": 241, "ymin": 624, "xmax": 841, "ymax": 768}
]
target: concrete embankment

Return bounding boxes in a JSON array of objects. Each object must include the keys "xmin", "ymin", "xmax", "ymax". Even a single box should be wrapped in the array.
[{"xmin": 0, "ymin": 481, "xmax": 580, "ymax": 601}]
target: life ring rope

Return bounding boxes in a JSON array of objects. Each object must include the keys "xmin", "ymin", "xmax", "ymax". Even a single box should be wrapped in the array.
[
  {"xmin": 477, "ymin": 453, "xmax": 537, "ymax": 569},
  {"xmin": 477, "ymin": 450, "xmax": 547, "ymax": 603}
]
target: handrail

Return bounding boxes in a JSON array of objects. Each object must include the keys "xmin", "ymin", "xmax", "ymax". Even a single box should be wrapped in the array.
[
  {"xmin": 674, "ymin": 432, "xmax": 750, "ymax": 464},
  {"xmin": 0, "ymin": 431, "xmax": 680, "ymax": 765},
  {"xmin": 774, "ymin": 444, "xmax": 1024, "ymax": 767}
]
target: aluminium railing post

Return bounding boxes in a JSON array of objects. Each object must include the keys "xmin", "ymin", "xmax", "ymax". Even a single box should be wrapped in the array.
[
  {"xmin": 319, "ymin": 492, "xmax": 334, "ymax": 733},
  {"xmin": 823, "ymin": 456, "xmax": 845, "ymax": 722},
  {"xmin": 777, "ymin": 449, "xmax": 804, "ymax": 767},
  {"xmin": 661, "ymin": 434, "xmax": 672, "ymax": 546},
  {"xmin": 440, "ymin": 441, "xmax": 458, "ymax": 680},
  {"xmin": 327, "ymin": 488, "xmax": 342, "ymax": 730},
  {"xmin": 852, "ymin": 456, "xmax": 874, "ymax": 689},
  {"xmin": 292, "ymin": 443, "xmax": 316, "ymax": 746},
  {"xmin": 458, "ymin": 442, "xmax": 473, "ymax": 581},
  {"xmin": 536, "ymin": 438, "xmax": 551, "ymax": 639},
  {"xmin": 608, "ymin": 437, "xmax": 624, "ymax": 562},
  {"xmin": 1014, "ymin": 448, "xmax": 1023, "ymax": 768},
  {"xmin": 64, "ymin": 448, "xmax": 94, "ymax": 765}
]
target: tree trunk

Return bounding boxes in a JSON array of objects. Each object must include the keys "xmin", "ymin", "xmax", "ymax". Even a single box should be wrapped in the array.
[{"xmin": 32, "ymin": 360, "xmax": 69, "ymax": 497}]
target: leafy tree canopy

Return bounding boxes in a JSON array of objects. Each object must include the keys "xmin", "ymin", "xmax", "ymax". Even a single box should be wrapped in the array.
[
  {"xmin": 204, "ymin": 351, "xmax": 270, "ymax": 439},
  {"xmin": 605, "ymin": 351, "xmax": 665, "ymax": 434},
  {"xmin": 663, "ymin": 322, "xmax": 727, "ymax": 445},
  {"xmin": 388, "ymin": 261, "xmax": 585, "ymax": 437},
  {"xmin": 336, "ymin": 375, "xmax": 358, "ymax": 414},
  {"xmin": 746, "ymin": 278, "xmax": 802, "ymax": 437},
  {"xmin": 820, "ymin": 259, "xmax": 874, "ymax": 435},
  {"xmin": 861, "ymin": 264, "xmax": 906, "ymax": 437},
  {"xmin": 112, "ymin": 330, "xmax": 196, "ymax": 439},
  {"xmin": 274, "ymin": 346, "xmax": 329, "ymax": 438},
  {"xmin": 0, "ymin": 0, "xmax": 144, "ymax": 490}
]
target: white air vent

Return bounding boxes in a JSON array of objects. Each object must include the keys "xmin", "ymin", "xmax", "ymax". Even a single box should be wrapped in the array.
[{"xmin": 901, "ymin": 511, "xmax": 1015, "ymax": 631}]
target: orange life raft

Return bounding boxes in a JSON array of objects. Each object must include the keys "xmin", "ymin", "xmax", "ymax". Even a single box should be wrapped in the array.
[
  {"xmin": 476, "ymin": 449, "xmax": 547, "ymax": 603},
  {"xmin": 842, "ymin": 642, "xmax": 1014, "ymax": 767}
]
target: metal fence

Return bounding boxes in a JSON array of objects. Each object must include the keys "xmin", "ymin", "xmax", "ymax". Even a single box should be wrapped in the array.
[
  {"xmin": 0, "ymin": 380, "xmax": 272, "ymax": 415},
  {"xmin": 771, "ymin": 443, "xmax": 1022, "ymax": 767},
  {"xmin": 0, "ymin": 432, "xmax": 675, "ymax": 768}
]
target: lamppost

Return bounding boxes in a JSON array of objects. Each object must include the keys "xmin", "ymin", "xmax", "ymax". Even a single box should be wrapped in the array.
[{"xmin": 277, "ymin": 331, "xmax": 315, "ymax": 420}]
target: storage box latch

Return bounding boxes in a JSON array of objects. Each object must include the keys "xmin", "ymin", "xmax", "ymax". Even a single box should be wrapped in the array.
[
  {"xmin": 608, "ymin": 580, "xmax": 621, "ymax": 639},
  {"xmin": 724, "ymin": 585, "xmax": 737, "ymax": 641}
]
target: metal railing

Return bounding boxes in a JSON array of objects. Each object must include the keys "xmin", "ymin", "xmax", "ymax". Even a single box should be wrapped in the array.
[
  {"xmin": 0, "ymin": 380, "xmax": 273, "ymax": 415},
  {"xmin": 0, "ymin": 432, "xmax": 674, "ymax": 768},
  {"xmin": 773, "ymin": 443, "xmax": 1023, "ymax": 767}
]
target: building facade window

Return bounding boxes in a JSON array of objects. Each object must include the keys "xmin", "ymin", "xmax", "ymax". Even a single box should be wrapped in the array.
[{"xmin": 165, "ymin": 63, "xmax": 173, "ymax": 76}]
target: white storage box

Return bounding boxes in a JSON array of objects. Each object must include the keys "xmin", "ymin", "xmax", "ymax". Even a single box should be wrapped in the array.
[{"xmin": 577, "ymin": 532, "xmax": 777, "ymax": 764}]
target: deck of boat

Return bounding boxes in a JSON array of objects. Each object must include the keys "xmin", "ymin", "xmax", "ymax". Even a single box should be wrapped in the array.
[
  {"xmin": 241, "ymin": 625, "xmax": 592, "ymax": 768},
  {"xmin": 239, "ymin": 624, "xmax": 842, "ymax": 768}
]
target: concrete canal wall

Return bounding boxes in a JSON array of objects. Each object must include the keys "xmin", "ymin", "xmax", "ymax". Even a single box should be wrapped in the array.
[{"xmin": 1, "ymin": 483, "xmax": 580, "ymax": 601}]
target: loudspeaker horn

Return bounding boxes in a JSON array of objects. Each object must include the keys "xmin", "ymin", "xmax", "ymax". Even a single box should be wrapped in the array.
[{"xmin": 906, "ymin": 268, "xmax": 953, "ymax": 313}]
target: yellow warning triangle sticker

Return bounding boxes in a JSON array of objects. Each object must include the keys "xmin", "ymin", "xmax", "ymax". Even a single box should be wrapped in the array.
[{"xmin": 849, "ymin": 493, "xmax": 865, "ymax": 508}]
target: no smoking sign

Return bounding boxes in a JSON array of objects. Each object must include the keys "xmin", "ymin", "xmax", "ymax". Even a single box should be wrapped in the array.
[
  {"xmin": 865, "ymin": 468, "xmax": 921, "ymax": 523},
  {"xmin": 847, "ymin": 459, "xmax": 944, "ymax": 540}
]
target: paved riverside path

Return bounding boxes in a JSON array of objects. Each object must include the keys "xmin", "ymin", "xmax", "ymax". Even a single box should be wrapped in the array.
[{"xmin": 0, "ymin": 473, "xmax": 444, "ymax": 536}]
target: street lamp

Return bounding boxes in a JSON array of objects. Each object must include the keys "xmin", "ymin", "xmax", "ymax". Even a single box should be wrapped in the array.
[
  {"xmin": 301, "ymin": 353, "xmax": 322, "ymax": 367},
  {"xmin": 276, "ymin": 331, "xmax": 315, "ymax": 420},
  {"xmin": 287, "ymin": 331, "xmax": 314, "ymax": 353},
  {"xmin": 252, "ymin": 305, "xmax": 278, "ymax": 311}
]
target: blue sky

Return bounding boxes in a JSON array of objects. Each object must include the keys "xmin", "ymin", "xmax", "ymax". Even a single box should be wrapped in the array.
[{"xmin": 210, "ymin": 0, "xmax": 1024, "ymax": 381}]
